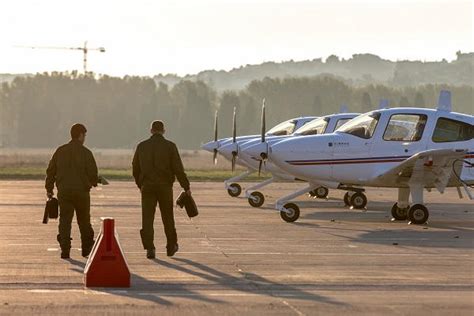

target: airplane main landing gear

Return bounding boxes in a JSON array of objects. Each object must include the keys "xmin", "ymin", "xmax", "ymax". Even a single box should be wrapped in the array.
[
  {"xmin": 391, "ymin": 203, "xmax": 409, "ymax": 220},
  {"xmin": 248, "ymin": 191, "xmax": 265, "ymax": 207},
  {"xmin": 340, "ymin": 187, "xmax": 367, "ymax": 209},
  {"xmin": 309, "ymin": 186, "xmax": 329, "ymax": 199},
  {"xmin": 343, "ymin": 192, "xmax": 351, "ymax": 207},
  {"xmin": 280, "ymin": 203, "xmax": 300, "ymax": 222},
  {"xmin": 407, "ymin": 204, "xmax": 429, "ymax": 225},
  {"xmin": 227, "ymin": 183, "xmax": 242, "ymax": 197},
  {"xmin": 350, "ymin": 192, "xmax": 367, "ymax": 210}
]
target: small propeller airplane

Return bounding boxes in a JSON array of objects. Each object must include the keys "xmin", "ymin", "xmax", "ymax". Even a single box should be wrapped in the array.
[
  {"xmin": 201, "ymin": 101, "xmax": 317, "ymax": 197},
  {"xmin": 241, "ymin": 100, "xmax": 389, "ymax": 209},
  {"xmin": 236, "ymin": 111, "xmax": 360, "ymax": 208},
  {"xmin": 247, "ymin": 90, "xmax": 474, "ymax": 224}
]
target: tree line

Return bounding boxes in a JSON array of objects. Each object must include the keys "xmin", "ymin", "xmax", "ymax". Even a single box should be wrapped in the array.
[{"xmin": 0, "ymin": 72, "xmax": 472, "ymax": 149}]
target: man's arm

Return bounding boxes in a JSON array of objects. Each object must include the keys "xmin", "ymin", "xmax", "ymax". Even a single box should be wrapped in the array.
[
  {"xmin": 171, "ymin": 143, "xmax": 190, "ymax": 191},
  {"xmin": 132, "ymin": 145, "xmax": 141, "ymax": 188},
  {"xmin": 45, "ymin": 150, "xmax": 57, "ymax": 196},
  {"xmin": 85, "ymin": 150, "xmax": 99, "ymax": 187}
]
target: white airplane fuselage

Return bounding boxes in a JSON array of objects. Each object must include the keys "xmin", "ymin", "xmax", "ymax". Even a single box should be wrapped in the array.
[
  {"xmin": 269, "ymin": 108, "xmax": 474, "ymax": 188},
  {"xmin": 239, "ymin": 113, "xmax": 360, "ymax": 180}
]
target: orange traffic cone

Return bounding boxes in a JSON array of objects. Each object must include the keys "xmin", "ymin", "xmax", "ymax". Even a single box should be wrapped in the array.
[{"xmin": 84, "ymin": 217, "xmax": 131, "ymax": 287}]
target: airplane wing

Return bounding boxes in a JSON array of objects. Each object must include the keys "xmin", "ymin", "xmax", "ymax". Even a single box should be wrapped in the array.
[{"xmin": 371, "ymin": 148, "xmax": 468, "ymax": 193}]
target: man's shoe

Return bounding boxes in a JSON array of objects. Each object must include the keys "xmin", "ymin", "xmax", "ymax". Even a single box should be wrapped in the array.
[
  {"xmin": 146, "ymin": 248, "xmax": 156, "ymax": 259},
  {"xmin": 82, "ymin": 244, "xmax": 94, "ymax": 258},
  {"xmin": 61, "ymin": 250, "xmax": 70, "ymax": 259},
  {"xmin": 167, "ymin": 244, "xmax": 179, "ymax": 257}
]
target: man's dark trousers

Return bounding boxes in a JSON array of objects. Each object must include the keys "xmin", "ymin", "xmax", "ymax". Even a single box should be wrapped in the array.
[
  {"xmin": 140, "ymin": 185, "xmax": 177, "ymax": 250},
  {"xmin": 57, "ymin": 191, "xmax": 94, "ymax": 251}
]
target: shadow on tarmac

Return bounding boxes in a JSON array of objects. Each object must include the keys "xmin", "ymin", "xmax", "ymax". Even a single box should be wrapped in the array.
[
  {"xmin": 156, "ymin": 257, "xmax": 344, "ymax": 305},
  {"xmin": 65, "ymin": 257, "xmax": 218, "ymax": 305},
  {"xmin": 65, "ymin": 256, "xmax": 344, "ymax": 306}
]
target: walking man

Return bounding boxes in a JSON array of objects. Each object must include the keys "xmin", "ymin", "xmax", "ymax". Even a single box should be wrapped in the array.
[
  {"xmin": 45, "ymin": 123, "xmax": 98, "ymax": 259},
  {"xmin": 132, "ymin": 120, "xmax": 191, "ymax": 259}
]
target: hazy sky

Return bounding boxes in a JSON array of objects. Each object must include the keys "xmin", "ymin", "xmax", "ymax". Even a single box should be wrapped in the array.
[{"xmin": 1, "ymin": 0, "xmax": 472, "ymax": 76}]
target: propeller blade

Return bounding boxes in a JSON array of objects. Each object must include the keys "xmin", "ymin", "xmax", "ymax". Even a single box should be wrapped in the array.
[
  {"xmin": 261, "ymin": 99, "xmax": 266, "ymax": 143},
  {"xmin": 232, "ymin": 107, "xmax": 237, "ymax": 143},
  {"xmin": 213, "ymin": 149, "xmax": 218, "ymax": 165},
  {"xmin": 231, "ymin": 153, "xmax": 236, "ymax": 172},
  {"xmin": 258, "ymin": 160, "xmax": 263, "ymax": 176},
  {"xmin": 214, "ymin": 110, "xmax": 218, "ymax": 142}
]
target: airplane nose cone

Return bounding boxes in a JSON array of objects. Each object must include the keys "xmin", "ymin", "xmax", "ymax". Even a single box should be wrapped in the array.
[
  {"xmin": 218, "ymin": 142, "xmax": 237, "ymax": 158},
  {"xmin": 201, "ymin": 141, "xmax": 217, "ymax": 153},
  {"xmin": 244, "ymin": 142, "xmax": 268, "ymax": 160}
]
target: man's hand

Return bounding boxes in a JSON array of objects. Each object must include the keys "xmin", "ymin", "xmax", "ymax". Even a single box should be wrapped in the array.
[
  {"xmin": 185, "ymin": 189, "xmax": 192, "ymax": 196},
  {"xmin": 46, "ymin": 191, "xmax": 54, "ymax": 199}
]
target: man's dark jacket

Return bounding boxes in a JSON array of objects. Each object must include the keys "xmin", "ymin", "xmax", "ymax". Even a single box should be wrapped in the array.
[
  {"xmin": 45, "ymin": 140, "xmax": 99, "ymax": 193},
  {"xmin": 132, "ymin": 134, "xmax": 190, "ymax": 191}
]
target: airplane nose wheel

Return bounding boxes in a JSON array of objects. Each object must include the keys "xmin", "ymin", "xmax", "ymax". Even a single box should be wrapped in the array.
[
  {"xmin": 407, "ymin": 204, "xmax": 429, "ymax": 225},
  {"xmin": 248, "ymin": 191, "xmax": 265, "ymax": 207},
  {"xmin": 280, "ymin": 203, "xmax": 300, "ymax": 222},
  {"xmin": 309, "ymin": 186, "xmax": 329, "ymax": 199},
  {"xmin": 227, "ymin": 183, "xmax": 242, "ymax": 197},
  {"xmin": 391, "ymin": 203, "xmax": 409, "ymax": 220},
  {"xmin": 350, "ymin": 192, "xmax": 367, "ymax": 210}
]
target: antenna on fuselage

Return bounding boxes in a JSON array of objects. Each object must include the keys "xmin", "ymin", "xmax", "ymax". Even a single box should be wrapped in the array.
[
  {"xmin": 378, "ymin": 99, "xmax": 389, "ymax": 109},
  {"xmin": 339, "ymin": 104, "xmax": 349, "ymax": 113},
  {"xmin": 437, "ymin": 90, "xmax": 452, "ymax": 112}
]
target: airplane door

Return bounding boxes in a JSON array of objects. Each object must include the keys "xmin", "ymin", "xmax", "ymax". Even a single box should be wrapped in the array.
[
  {"xmin": 374, "ymin": 113, "xmax": 429, "ymax": 160},
  {"xmin": 330, "ymin": 112, "xmax": 381, "ymax": 183}
]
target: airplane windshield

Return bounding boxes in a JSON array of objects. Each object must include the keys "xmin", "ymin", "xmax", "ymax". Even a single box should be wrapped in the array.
[
  {"xmin": 337, "ymin": 112, "xmax": 380, "ymax": 139},
  {"xmin": 293, "ymin": 118, "xmax": 329, "ymax": 135},
  {"xmin": 267, "ymin": 120, "xmax": 296, "ymax": 136}
]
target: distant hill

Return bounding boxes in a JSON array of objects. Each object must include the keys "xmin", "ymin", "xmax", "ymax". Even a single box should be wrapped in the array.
[{"xmin": 154, "ymin": 51, "xmax": 474, "ymax": 91}]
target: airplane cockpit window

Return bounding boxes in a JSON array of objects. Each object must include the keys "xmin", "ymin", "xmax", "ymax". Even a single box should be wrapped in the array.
[
  {"xmin": 336, "ymin": 112, "xmax": 380, "ymax": 139},
  {"xmin": 432, "ymin": 118, "xmax": 474, "ymax": 143},
  {"xmin": 383, "ymin": 114, "xmax": 427, "ymax": 141},
  {"xmin": 293, "ymin": 118, "xmax": 329, "ymax": 136},
  {"xmin": 267, "ymin": 120, "xmax": 296, "ymax": 136},
  {"xmin": 334, "ymin": 118, "xmax": 351, "ymax": 130}
]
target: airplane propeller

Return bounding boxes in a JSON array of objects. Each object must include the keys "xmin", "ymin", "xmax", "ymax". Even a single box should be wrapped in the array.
[
  {"xmin": 213, "ymin": 111, "xmax": 218, "ymax": 165},
  {"xmin": 258, "ymin": 99, "xmax": 268, "ymax": 176},
  {"xmin": 231, "ymin": 107, "xmax": 238, "ymax": 172}
]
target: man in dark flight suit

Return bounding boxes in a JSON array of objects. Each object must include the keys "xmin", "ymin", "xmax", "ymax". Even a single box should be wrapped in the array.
[
  {"xmin": 132, "ymin": 120, "xmax": 191, "ymax": 259},
  {"xmin": 45, "ymin": 123, "xmax": 98, "ymax": 259}
]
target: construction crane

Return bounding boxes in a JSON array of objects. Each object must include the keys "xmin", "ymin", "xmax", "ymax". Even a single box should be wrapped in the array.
[{"xmin": 17, "ymin": 41, "xmax": 105, "ymax": 73}]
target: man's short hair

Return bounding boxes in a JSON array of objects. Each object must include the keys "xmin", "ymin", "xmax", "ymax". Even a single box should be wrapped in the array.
[
  {"xmin": 151, "ymin": 120, "xmax": 164, "ymax": 133},
  {"xmin": 70, "ymin": 123, "xmax": 87, "ymax": 139}
]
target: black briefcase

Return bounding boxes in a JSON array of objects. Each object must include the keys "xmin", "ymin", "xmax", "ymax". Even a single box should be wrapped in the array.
[
  {"xmin": 176, "ymin": 191, "xmax": 198, "ymax": 218},
  {"xmin": 42, "ymin": 198, "xmax": 59, "ymax": 224}
]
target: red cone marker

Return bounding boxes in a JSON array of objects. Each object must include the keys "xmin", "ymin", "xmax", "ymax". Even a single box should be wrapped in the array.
[{"xmin": 84, "ymin": 218, "xmax": 131, "ymax": 287}]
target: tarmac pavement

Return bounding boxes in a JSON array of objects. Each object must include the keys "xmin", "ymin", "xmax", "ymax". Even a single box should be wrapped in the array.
[{"xmin": 0, "ymin": 180, "xmax": 473, "ymax": 315}]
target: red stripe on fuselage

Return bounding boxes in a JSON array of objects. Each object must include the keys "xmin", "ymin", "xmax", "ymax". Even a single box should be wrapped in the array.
[{"xmin": 289, "ymin": 158, "xmax": 406, "ymax": 166}]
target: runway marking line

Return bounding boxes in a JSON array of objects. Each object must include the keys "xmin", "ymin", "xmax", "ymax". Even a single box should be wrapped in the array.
[{"xmin": 282, "ymin": 300, "xmax": 306, "ymax": 316}]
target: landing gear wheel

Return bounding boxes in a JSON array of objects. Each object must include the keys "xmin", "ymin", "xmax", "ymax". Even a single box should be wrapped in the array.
[
  {"xmin": 350, "ymin": 192, "xmax": 367, "ymax": 209},
  {"xmin": 248, "ymin": 191, "xmax": 265, "ymax": 208},
  {"xmin": 408, "ymin": 204, "xmax": 429, "ymax": 225},
  {"xmin": 280, "ymin": 203, "xmax": 300, "ymax": 223},
  {"xmin": 227, "ymin": 183, "xmax": 242, "ymax": 197},
  {"xmin": 391, "ymin": 203, "xmax": 409, "ymax": 220},
  {"xmin": 310, "ymin": 186, "xmax": 329, "ymax": 199},
  {"xmin": 343, "ymin": 192, "xmax": 351, "ymax": 207}
]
